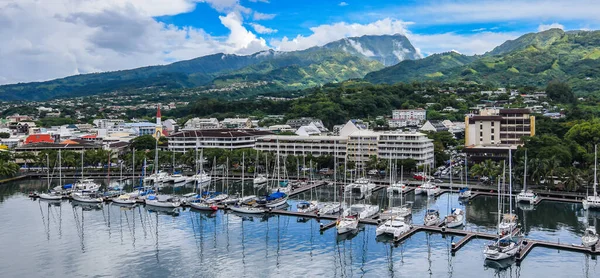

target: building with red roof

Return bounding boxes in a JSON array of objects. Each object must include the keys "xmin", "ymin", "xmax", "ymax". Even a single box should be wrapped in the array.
[{"xmin": 24, "ymin": 134, "xmax": 54, "ymax": 145}]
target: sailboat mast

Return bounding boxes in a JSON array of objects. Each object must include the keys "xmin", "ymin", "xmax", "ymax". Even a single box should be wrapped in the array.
[
  {"xmin": 524, "ymin": 149, "xmax": 527, "ymax": 191},
  {"xmin": 58, "ymin": 150, "xmax": 62, "ymax": 188},
  {"xmin": 334, "ymin": 140, "xmax": 337, "ymax": 204},
  {"xmin": 81, "ymin": 151, "xmax": 84, "ymax": 181},
  {"xmin": 509, "ymin": 149, "xmax": 513, "ymax": 215},
  {"xmin": 46, "ymin": 154, "xmax": 50, "ymax": 191},
  {"xmin": 595, "ymin": 144, "xmax": 598, "ymax": 196},
  {"xmin": 242, "ymin": 153, "xmax": 245, "ymax": 198},
  {"xmin": 132, "ymin": 148, "xmax": 135, "ymax": 188}
]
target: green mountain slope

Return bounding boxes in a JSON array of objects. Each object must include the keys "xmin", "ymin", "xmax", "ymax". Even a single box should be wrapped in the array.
[
  {"xmin": 0, "ymin": 34, "xmax": 417, "ymax": 101},
  {"xmin": 365, "ymin": 29, "xmax": 600, "ymax": 94},
  {"xmin": 364, "ymin": 51, "xmax": 477, "ymax": 84}
]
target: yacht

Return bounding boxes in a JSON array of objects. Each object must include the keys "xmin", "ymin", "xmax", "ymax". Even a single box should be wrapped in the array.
[
  {"xmin": 72, "ymin": 192, "xmax": 103, "ymax": 203},
  {"xmin": 253, "ymin": 174, "xmax": 268, "ymax": 188},
  {"xmin": 387, "ymin": 181, "xmax": 409, "ymax": 195},
  {"xmin": 345, "ymin": 177, "xmax": 376, "ymax": 195},
  {"xmin": 318, "ymin": 202, "xmax": 342, "ymax": 215},
  {"xmin": 145, "ymin": 172, "xmax": 169, "ymax": 184},
  {"xmin": 230, "ymin": 203, "xmax": 264, "ymax": 214},
  {"xmin": 444, "ymin": 208, "xmax": 465, "ymax": 228},
  {"xmin": 376, "ymin": 217, "xmax": 412, "ymax": 238},
  {"xmin": 415, "ymin": 180, "xmax": 439, "ymax": 196},
  {"xmin": 483, "ymin": 235, "xmax": 521, "ymax": 260},
  {"xmin": 189, "ymin": 172, "xmax": 211, "ymax": 188},
  {"xmin": 336, "ymin": 215, "xmax": 359, "ymax": 235},
  {"xmin": 424, "ymin": 209, "xmax": 441, "ymax": 226},
  {"xmin": 74, "ymin": 179, "xmax": 101, "ymax": 192},
  {"xmin": 145, "ymin": 195, "xmax": 181, "ymax": 208},
  {"xmin": 190, "ymin": 200, "xmax": 218, "ymax": 211},
  {"xmin": 458, "ymin": 187, "xmax": 472, "ymax": 199},
  {"xmin": 498, "ymin": 213, "xmax": 518, "ymax": 235},
  {"xmin": 297, "ymin": 200, "xmax": 319, "ymax": 213},
  {"xmin": 345, "ymin": 204, "xmax": 379, "ymax": 219},
  {"xmin": 380, "ymin": 204, "xmax": 412, "ymax": 220},
  {"xmin": 263, "ymin": 191, "xmax": 288, "ymax": 208},
  {"xmin": 169, "ymin": 173, "xmax": 188, "ymax": 185},
  {"xmin": 582, "ymin": 227, "xmax": 599, "ymax": 247},
  {"xmin": 516, "ymin": 150, "xmax": 539, "ymax": 204},
  {"xmin": 111, "ymin": 194, "xmax": 137, "ymax": 205}
]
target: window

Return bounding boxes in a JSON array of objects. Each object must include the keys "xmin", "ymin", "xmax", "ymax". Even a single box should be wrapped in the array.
[
  {"xmin": 480, "ymin": 131, "xmax": 483, "ymax": 137},
  {"xmin": 491, "ymin": 128, "xmax": 494, "ymax": 133},
  {"xmin": 491, "ymin": 122, "xmax": 495, "ymax": 127},
  {"xmin": 491, "ymin": 135, "xmax": 495, "ymax": 140}
]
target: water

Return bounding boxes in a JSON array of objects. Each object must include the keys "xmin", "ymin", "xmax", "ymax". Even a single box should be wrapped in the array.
[{"xmin": 0, "ymin": 179, "xmax": 599, "ymax": 277}]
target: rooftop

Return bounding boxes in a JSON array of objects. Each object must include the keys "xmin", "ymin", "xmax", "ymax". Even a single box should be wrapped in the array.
[{"xmin": 169, "ymin": 129, "xmax": 272, "ymax": 138}]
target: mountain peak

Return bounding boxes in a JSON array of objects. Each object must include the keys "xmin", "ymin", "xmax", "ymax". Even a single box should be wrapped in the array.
[
  {"xmin": 321, "ymin": 34, "xmax": 420, "ymax": 66},
  {"xmin": 486, "ymin": 28, "xmax": 565, "ymax": 56}
]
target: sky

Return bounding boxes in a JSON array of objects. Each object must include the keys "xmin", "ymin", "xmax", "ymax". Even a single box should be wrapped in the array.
[{"xmin": 0, "ymin": 0, "xmax": 598, "ymax": 85}]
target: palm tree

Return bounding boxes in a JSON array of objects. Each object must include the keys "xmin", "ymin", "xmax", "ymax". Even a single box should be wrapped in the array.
[
  {"xmin": 0, "ymin": 160, "xmax": 20, "ymax": 178},
  {"xmin": 561, "ymin": 167, "xmax": 581, "ymax": 192},
  {"xmin": 470, "ymin": 159, "xmax": 501, "ymax": 184},
  {"xmin": 544, "ymin": 156, "xmax": 561, "ymax": 188}
]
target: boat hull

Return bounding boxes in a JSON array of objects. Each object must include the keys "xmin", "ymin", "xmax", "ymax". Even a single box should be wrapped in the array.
[
  {"xmin": 145, "ymin": 200, "xmax": 180, "ymax": 208},
  {"xmin": 39, "ymin": 193, "xmax": 62, "ymax": 200},
  {"xmin": 230, "ymin": 205, "xmax": 264, "ymax": 214}
]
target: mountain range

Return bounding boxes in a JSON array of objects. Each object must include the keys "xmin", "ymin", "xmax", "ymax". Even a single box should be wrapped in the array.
[
  {"xmin": 3, "ymin": 28, "xmax": 600, "ymax": 101},
  {"xmin": 0, "ymin": 34, "xmax": 419, "ymax": 101},
  {"xmin": 365, "ymin": 29, "xmax": 600, "ymax": 94}
]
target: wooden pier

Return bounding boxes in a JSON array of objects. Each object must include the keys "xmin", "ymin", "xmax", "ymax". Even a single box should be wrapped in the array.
[{"xmin": 288, "ymin": 181, "xmax": 328, "ymax": 197}]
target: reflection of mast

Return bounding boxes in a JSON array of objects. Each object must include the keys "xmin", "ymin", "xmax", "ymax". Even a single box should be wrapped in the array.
[
  {"xmin": 155, "ymin": 212, "xmax": 159, "ymax": 263},
  {"xmin": 427, "ymin": 233, "xmax": 432, "ymax": 276}
]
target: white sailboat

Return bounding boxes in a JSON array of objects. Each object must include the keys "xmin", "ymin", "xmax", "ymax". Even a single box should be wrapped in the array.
[
  {"xmin": 484, "ymin": 171, "xmax": 522, "ymax": 260},
  {"xmin": 39, "ymin": 153, "xmax": 62, "ymax": 201},
  {"xmin": 415, "ymin": 164, "xmax": 440, "ymax": 196},
  {"xmin": 112, "ymin": 160, "xmax": 136, "ymax": 205},
  {"xmin": 516, "ymin": 149, "xmax": 538, "ymax": 204},
  {"xmin": 253, "ymin": 152, "xmax": 268, "ymax": 188},
  {"xmin": 376, "ymin": 217, "xmax": 411, "ymax": 238},
  {"xmin": 582, "ymin": 208, "xmax": 599, "ymax": 247},
  {"xmin": 458, "ymin": 157, "xmax": 472, "ymax": 199},
  {"xmin": 445, "ymin": 160, "xmax": 464, "ymax": 228},
  {"xmin": 381, "ymin": 159, "xmax": 412, "ymax": 220},
  {"xmin": 319, "ymin": 142, "xmax": 342, "ymax": 215},
  {"xmin": 387, "ymin": 164, "xmax": 409, "ymax": 195},
  {"xmin": 498, "ymin": 153, "xmax": 518, "ymax": 235},
  {"xmin": 230, "ymin": 153, "xmax": 264, "ymax": 214},
  {"xmin": 583, "ymin": 145, "xmax": 600, "ymax": 210},
  {"xmin": 424, "ymin": 208, "xmax": 441, "ymax": 226},
  {"xmin": 297, "ymin": 160, "xmax": 319, "ymax": 213},
  {"xmin": 145, "ymin": 132, "xmax": 180, "ymax": 208},
  {"xmin": 337, "ymin": 157, "xmax": 359, "ymax": 235}
]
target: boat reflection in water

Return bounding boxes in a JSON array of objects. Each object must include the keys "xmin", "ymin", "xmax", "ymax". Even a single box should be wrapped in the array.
[
  {"xmin": 336, "ymin": 225, "xmax": 361, "ymax": 242},
  {"xmin": 145, "ymin": 205, "xmax": 180, "ymax": 216},
  {"xmin": 484, "ymin": 257, "xmax": 516, "ymax": 272},
  {"xmin": 71, "ymin": 200, "xmax": 103, "ymax": 211}
]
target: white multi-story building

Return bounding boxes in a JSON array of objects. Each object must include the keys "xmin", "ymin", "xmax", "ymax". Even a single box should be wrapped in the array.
[
  {"xmin": 167, "ymin": 129, "xmax": 273, "ymax": 152},
  {"xmin": 93, "ymin": 119, "xmax": 125, "ymax": 129},
  {"xmin": 255, "ymin": 121, "xmax": 434, "ymax": 167},
  {"xmin": 389, "ymin": 109, "xmax": 426, "ymax": 128},
  {"xmin": 222, "ymin": 118, "xmax": 251, "ymax": 129},
  {"xmin": 184, "ymin": 118, "xmax": 220, "ymax": 130}
]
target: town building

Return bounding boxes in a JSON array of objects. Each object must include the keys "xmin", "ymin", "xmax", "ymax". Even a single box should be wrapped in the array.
[
  {"xmin": 419, "ymin": 120, "xmax": 449, "ymax": 133},
  {"xmin": 93, "ymin": 119, "xmax": 125, "ymax": 129},
  {"xmin": 14, "ymin": 140, "xmax": 103, "ymax": 161},
  {"xmin": 183, "ymin": 118, "xmax": 220, "ymax": 130},
  {"xmin": 167, "ymin": 129, "xmax": 273, "ymax": 152},
  {"xmin": 464, "ymin": 108, "xmax": 535, "ymax": 162},
  {"xmin": 286, "ymin": 117, "xmax": 327, "ymax": 132},
  {"xmin": 388, "ymin": 109, "xmax": 426, "ymax": 128},
  {"xmin": 221, "ymin": 118, "xmax": 252, "ymax": 129}
]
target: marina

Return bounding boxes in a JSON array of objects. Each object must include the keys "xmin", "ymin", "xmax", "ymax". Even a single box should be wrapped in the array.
[{"xmin": 2, "ymin": 177, "xmax": 599, "ymax": 277}]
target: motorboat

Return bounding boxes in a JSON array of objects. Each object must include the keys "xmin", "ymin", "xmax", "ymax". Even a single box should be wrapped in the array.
[
  {"xmin": 345, "ymin": 204, "xmax": 379, "ymax": 219},
  {"xmin": 458, "ymin": 187, "xmax": 472, "ymax": 199},
  {"xmin": 583, "ymin": 194, "xmax": 600, "ymax": 210},
  {"xmin": 376, "ymin": 218, "xmax": 412, "ymax": 238},
  {"xmin": 379, "ymin": 204, "xmax": 412, "ymax": 220},
  {"xmin": 229, "ymin": 203, "xmax": 264, "ymax": 214},
  {"xmin": 74, "ymin": 179, "xmax": 101, "ymax": 192},
  {"xmin": 415, "ymin": 181, "xmax": 438, "ymax": 195},
  {"xmin": 345, "ymin": 177, "xmax": 376, "ymax": 195},
  {"xmin": 145, "ymin": 195, "xmax": 181, "ymax": 208},
  {"xmin": 169, "ymin": 174, "xmax": 188, "ymax": 185},
  {"xmin": 253, "ymin": 174, "xmax": 268, "ymax": 188},
  {"xmin": 111, "ymin": 194, "xmax": 137, "ymax": 205},
  {"xmin": 483, "ymin": 236, "xmax": 521, "ymax": 260},
  {"xmin": 516, "ymin": 190, "xmax": 538, "ymax": 204},
  {"xmin": 444, "ymin": 208, "xmax": 465, "ymax": 228},
  {"xmin": 582, "ymin": 227, "xmax": 599, "ymax": 247},
  {"xmin": 189, "ymin": 172, "xmax": 211, "ymax": 188},
  {"xmin": 72, "ymin": 192, "xmax": 103, "ymax": 203},
  {"xmin": 318, "ymin": 202, "xmax": 342, "ymax": 215},
  {"xmin": 144, "ymin": 172, "xmax": 169, "ymax": 184},
  {"xmin": 336, "ymin": 216, "xmax": 359, "ymax": 235},
  {"xmin": 387, "ymin": 181, "xmax": 409, "ymax": 194},
  {"xmin": 424, "ymin": 209, "xmax": 441, "ymax": 226},
  {"xmin": 39, "ymin": 192, "xmax": 63, "ymax": 201},
  {"xmin": 297, "ymin": 200, "xmax": 319, "ymax": 213},
  {"xmin": 498, "ymin": 213, "xmax": 518, "ymax": 235},
  {"xmin": 207, "ymin": 193, "xmax": 229, "ymax": 204},
  {"xmin": 190, "ymin": 201, "xmax": 218, "ymax": 211}
]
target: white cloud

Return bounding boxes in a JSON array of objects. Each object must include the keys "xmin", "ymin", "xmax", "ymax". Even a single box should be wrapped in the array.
[
  {"xmin": 538, "ymin": 22, "xmax": 564, "ymax": 32},
  {"xmin": 0, "ymin": 0, "xmax": 269, "ymax": 85},
  {"xmin": 408, "ymin": 0, "xmax": 600, "ymax": 24},
  {"xmin": 408, "ymin": 31, "xmax": 519, "ymax": 56},
  {"xmin": 339, "ymin": 2, "xmax": 349, "ymax": 6},
  {"xmin": 249, "ymin": 0, "xmax": 270, "ymax": 3},
  {"xmin": 271, "ymin": 18, "xmax": 411, "ymax": 51},
  {"xmin": 250, "ymin": 23, "xmax": 278, "ymax": 34},
  {"xmin": 253, "ymin": 12, "xmax": 276, "ymax": 20}
]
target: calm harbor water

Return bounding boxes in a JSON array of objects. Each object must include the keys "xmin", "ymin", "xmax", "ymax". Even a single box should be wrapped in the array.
[{"xmin": 0, "ymin": 179, "xmax": 599, "ymax": 277}]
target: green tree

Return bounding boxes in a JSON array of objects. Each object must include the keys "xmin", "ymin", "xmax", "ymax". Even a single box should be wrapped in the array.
[
  {"xmin": 0, "ymin": 160, "xmax": 20, "ymax": 178},
  {"xmin": 130, "ymin": 135, "xmax": 158, "ymax": 151},
  {"xmin": 565, "ymin": 119, "xmax": 600, "ymax": 153},
  {"xmin": 546, "ymin": 81, "xmax": 576, "ymax": 104},
  {"xmin": 0, "ymin": 132, "xmax": 9, "ymax": 139},
  {"xmin": 470, "ymin": 159, "xmax": 501, "ymax": 184}
]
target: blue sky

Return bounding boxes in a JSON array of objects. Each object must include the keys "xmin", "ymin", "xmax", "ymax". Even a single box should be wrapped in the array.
[{"xmin": 0, "ymin": 0, "xmax": 599, "ymax": 84}]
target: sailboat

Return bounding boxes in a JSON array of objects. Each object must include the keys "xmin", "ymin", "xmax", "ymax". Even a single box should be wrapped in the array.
[
  {"xmin": 337, "ymin": 157, "xmax": 359, "ymax": 235},
  {"xmin": 112, "ymin": 160, "xmax": 137, "ymax": 205},
  {"xmin": 444, "ymin": 160, "xmax": 464, "ymax": 228},
  {"xmin": 319, "ymin": 144, "xmax": 342, "ymax": 215},
  {"xmin": 498, "ymin": 153, "xmax": 518, "ymax": 234},
  {"xmin": 387, "ymin": 163, "xmax": 408, "ymax": 195},
  {"xmin": 380, "ymin": 159, "xmax": 411, "ymax": 220},
  {"xmin": 458, "ymin": 157, "xmax": 472, "ymax": 199},
  {"xmin": 484, "ymin": 171, "xmax": 522, "ymax": 260},
  {"xmin": 583, "ymin": 145, "xmax": 600, "ymax": 210},
  {"xmin": 297, "ymin": 160, "xmax": 319, "ymax": 213},
  {"xmin": 230, "ymin": 153, "xmax": 264, "ymax": 214},
  {"xmin": 39, "ymin": 153, "xmax": 63, "ymax": 201},
  {"xmin": 582, "ymin": 211, "xmax": 599, "ymax": 247},
  {"xmin": 261, "ymin": 141, "xmax": 289, "ymax": 208},
  {"xmin": 72, "ymin": 152, "xmax": 103, "ymax": 203},
  {"xmin": 516, "ymin": 149, "xmax": 538, "ymax": 204},
  {"xmin": 146, "ymin": 133, "xmax": 180, "ymax": 208},
  {"xmin": 415, "ymin": 163, "xmax": 440, "ymax": 196},
  {"xmin": 376, "ymin": 215, "xmax": 411, "ymax": 238},
  {"xmin": 423, "ymin": 208, "xmax": 441, "ymax": 226},
  {"xmin": 253, "ymin": 152, "xmax": 268, "ymax": 188}
]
